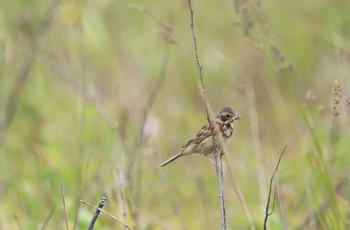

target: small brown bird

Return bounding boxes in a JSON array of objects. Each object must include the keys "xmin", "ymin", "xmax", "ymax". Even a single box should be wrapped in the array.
[{"xmin": 158, "ymin": 107, "xmax": 240, "ymax": 167}]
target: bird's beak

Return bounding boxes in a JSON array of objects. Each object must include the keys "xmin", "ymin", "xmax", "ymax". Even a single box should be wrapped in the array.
[{"xmin": 234, "ymin": 115, "xmax": 240, "ymax": 121}]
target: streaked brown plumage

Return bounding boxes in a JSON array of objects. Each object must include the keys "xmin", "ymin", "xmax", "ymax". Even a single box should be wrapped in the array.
[{"xmin": 158, "ymin": 107, "xmax": 240, "ymax": 167}]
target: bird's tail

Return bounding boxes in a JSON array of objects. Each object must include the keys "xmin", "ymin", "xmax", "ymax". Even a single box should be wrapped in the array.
[{"xmin": 158, "ymin": 152, "xmax": 182, "ymax": 168}]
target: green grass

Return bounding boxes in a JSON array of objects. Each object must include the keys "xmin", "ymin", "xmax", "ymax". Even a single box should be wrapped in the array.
[{"xmin": 0, "ymin": 0, "xmax": 349, "ymax": 229}]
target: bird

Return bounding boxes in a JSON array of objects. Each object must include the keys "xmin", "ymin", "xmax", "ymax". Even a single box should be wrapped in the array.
[{"xmin": 158, "ymin": 106, "xmax": 240, "ymax": 167}]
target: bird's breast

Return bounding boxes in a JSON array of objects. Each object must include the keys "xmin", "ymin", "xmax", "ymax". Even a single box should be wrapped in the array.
[{"xmin": 220, "ymin": 122, "xmax": 233, "ymax": 139}]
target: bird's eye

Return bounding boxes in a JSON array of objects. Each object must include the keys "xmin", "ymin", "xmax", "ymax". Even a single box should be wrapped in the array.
[{"xmin": 226, "ymin": 114, "xmax": 230, "ymax": 118}]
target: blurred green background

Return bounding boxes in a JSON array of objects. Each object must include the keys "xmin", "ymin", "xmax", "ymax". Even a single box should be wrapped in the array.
[{"xmin": 0, "ymin": 0, "xmax": 350, "ymax": 229}]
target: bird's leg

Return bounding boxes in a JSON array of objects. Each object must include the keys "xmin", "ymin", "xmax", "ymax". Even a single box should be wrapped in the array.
[
  {"xmin": 207, "ymin": 148, "xmax": 223, "ymax": 173},
  {"xmin": 207, "ymin": 155, "xmax": 221, "ymax": 173},
  {"xmin": 213, "ymin": 147, "xmax": 222, "ymax": 157},
  {"xmin": 206, "ymin": 154, "xmax": 216, "ymax": 166},
  {"xmin": 220, "ymin": 150, "xmax": 225, "ymax": 156}
]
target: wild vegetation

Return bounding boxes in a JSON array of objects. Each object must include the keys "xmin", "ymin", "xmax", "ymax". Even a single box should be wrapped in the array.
[{"xmin": 0, "ymin": 0, "xmax": 349, "ymax": 229}]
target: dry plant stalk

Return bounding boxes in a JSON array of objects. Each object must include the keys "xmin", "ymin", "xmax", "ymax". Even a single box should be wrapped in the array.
[
  {"xmin": 295, "ymin": 178, "xmax": 348, "ymax": 230},
  {"xmin": 117, "ymin": 167, "xmax": 127, "ymax": 230},
  {"xmin": 187, "ymin": 0, "xmax": 227, "ymax": 229},
  {"xmin": 87, "ymin": 197, "xmax": 107, "ymax": 230},
  {"xmin": 39, "ymin": 205, "xmax": 56, "ymax": 230},
  {"xmin": 60, "ymin": 176, "xmax": 70, "ymax": 230},
  {"xmin": 80, "ymin": 199, "xmax": 134, "ymax": 230},
  {"xmin": 0, "ymin": 0, "xmax": 60, "ymax": 146},
  {"xmin": 131, "ymin": 49, "xmax": 169, "ymax": 228},
  {"xmin": 128, "ymin": 5, "xmax": 177, "ymax": 45},
  {"xmin": 263, "ymin": 145, "xmax": 287, "ymax": 230},
  {"xmin": 331, "ymin": 80, "xmax": 350, "ymax": 117}
]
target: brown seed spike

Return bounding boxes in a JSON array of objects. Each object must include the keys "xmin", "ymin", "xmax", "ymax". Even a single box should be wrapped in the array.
[{"xmin": 330, "ymin": 80, "xmax": 349, "ymax": 117}]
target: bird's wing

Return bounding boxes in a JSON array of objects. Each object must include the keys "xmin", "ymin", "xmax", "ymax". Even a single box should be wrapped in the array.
[
  {"xmin": 158, "ymin": 122, "xmax": 218, "ymax": 167},
  {"xmin": 182, "ymin": 121, "xmax": 217, "ymax": 148}
]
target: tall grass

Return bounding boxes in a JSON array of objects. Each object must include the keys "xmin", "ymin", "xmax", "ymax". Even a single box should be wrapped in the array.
[{"xmin": 0, "ymin": 0, "xmax": 349, "ymax": 229}]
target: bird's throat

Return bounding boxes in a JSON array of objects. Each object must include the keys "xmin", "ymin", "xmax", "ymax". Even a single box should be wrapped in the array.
[{"xmin": 221, "ymin": 121, "xmax": 234, "ymax": 138}]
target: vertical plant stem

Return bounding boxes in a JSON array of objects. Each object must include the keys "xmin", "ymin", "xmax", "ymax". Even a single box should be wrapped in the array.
[
  {"xmin": 88, "ymin": 197, "xmax": 106, "ymax": 230},
  {"xmin": 215, "ymin": 152, "xmax": 227, "ymax": 229},
  {"xmin": 187, "ymin": 0, "xmax": 227, "ymax": 229},
  {"xmin": 60, "ymin": 176, "xmax": 70, "ymax": 230},
  {"xmin": 263, "ymin": 145, "xmax": 287, "ymax": 229},
  {"xmin": 80, "ymin": 200, "xmax": 134, "ymax": 230},
  {"xmin": 117, "ymin": 167, "xmax": 127, "ymax": 230}
]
